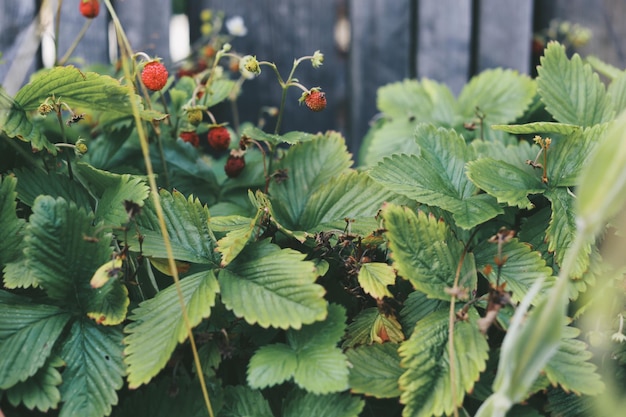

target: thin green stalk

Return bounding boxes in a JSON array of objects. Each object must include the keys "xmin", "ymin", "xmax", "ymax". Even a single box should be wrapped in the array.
[
  {"xmin": 103, "ymin": 2, "xmax": 214, "ymax": 416},
  {"xmin": 55, "ymin": 109, "xmax": 73, "ymax": 180},
  {"xmin": 57, "ymin": 19, "xmax": 92, "ymax": 66}
]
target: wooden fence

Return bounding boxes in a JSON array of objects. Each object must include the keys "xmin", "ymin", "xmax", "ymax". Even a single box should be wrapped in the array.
[{"xmin": 1, "ymin": 0, "xmax": 625, "ymax": 154}]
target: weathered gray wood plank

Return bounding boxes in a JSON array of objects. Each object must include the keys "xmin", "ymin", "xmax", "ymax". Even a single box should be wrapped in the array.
[
  {"xmin": 416, "ymin": 0, "xmax": 472, "ymax": 95},
  {"xmin": 349, "ymin": 0, "xmax": 412, "ymax": 152},
  {"xmin": 476, "ymin": 0, "xmax": 533, "ymax": 74},
  {"xmin": 0, "ymin": 0, "xmax": 38, "ymax": 93},
  {"xmin": 55, "ymin": 0, "xmax": 110, "ymax": 67},
  {"xmin": 189, "ymin": 0, "xmax": 346, "ymax": 144},
  {"xmin": 115, "ymin": 0, "xmax": 172, "ymax": 63}
]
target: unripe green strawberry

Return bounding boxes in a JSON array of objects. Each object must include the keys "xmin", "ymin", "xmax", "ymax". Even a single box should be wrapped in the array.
[
  {"xmin": 80, "ymin": 0, "xmax": 100, "ymax": 19},
  {"xmin": 179, "ymin": 131, "xmax": 200, "ymax": 147},
  {"xmin": 141, "ymin": 61, "xmax": 168, "ymax": 91},
  {"xmin": 186, "ymin": 107, "xmax": 203, "ymax": 125},
  {"xmin": 207, "ymin": 126, "xmax": 231, "ymax": 151},
  {"xmin": 303, "ymin": 89, "xmax": 326, "ymax": 112},
  {"xmin": 225, "ymin": 149, "xmax": 246, "ymax": 178}
]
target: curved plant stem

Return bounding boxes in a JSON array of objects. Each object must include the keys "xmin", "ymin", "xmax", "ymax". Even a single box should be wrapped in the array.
[
  {"xmin": 57, "ymin": 19, "xmax": 92, "ymax": 66},
  {"xmin": 55, "ymin": 109, "xmax": 73, "ymax": 180},
  {"xmin": 102, "ymin": 2, "xmax": 214, "ymax": 416},
  {"xmin": 447, "ymin": 250, "xmax": 466, "ymax": 417}
]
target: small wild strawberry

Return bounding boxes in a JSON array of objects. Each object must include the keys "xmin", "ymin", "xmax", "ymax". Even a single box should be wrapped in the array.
[
  {"xmin": 207, "ymin": 126, "xmax": 231, "ymax": 151},
  {"xmin": 79, "ymin": 0, "xmax": 100, "ymax": 19},
  {"xmin": 225, "ymin": 149, "xmax": 246, "ymax": 178},
  {"xmin": 141, "ymin": 61, "xmax": 169, "ymax": 91},
  {"xmin": 302, "ymin": 89, "xmax": 327, "ymax": 112},
  {"xmin": 179, "ymin": 131, "xmax": 200, "ymax": 147}
]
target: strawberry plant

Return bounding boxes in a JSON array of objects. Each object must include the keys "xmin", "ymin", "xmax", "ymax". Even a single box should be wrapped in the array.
[{"xmin": 1, "ymin": 1, "xmax": 626, "ymax": 416}]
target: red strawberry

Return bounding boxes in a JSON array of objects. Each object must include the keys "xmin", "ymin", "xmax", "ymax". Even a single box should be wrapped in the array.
[
  {"xmin": 79, "ymin": 0, "xmax": 100, "ymax": 18},
  {"xmin": 225, "ymin": 149, "xmax": 246, "ymax": 178},
  {"xmin": 207, "ymin": 126, "xmax": 231, "ymax": 151},
  {"xmin": 141, "ymin": 61, "xmax": 168, "ymax": 91},
  {"xmin": 304, "ymin": 90, "xmax": 326, "ymax": 112},
  {"xmin": 179, "ymin": 131, "xmax": 199, "ymax": 147}
]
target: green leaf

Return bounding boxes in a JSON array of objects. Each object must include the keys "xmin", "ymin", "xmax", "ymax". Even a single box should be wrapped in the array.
[
  {"xmin": 14, "ymin": 66, "xmax": 158, "ymax": 120},
  {"xmin": 13, "ymin": 167, "xmax": 93, "ymax": 210},
  {"xmin": 269, "ymin": 133, "xmax": 352, "ymax": 230},
  {"xmin": 215, "ymin": 206, "xmax": 269, "ymax": 267},
  {"xmin": 0, "ymin": 174, "xmax": 25, "ymax": 266},
  {"xmin": 134, "ymin": 189, "xmax": 220, "ymax": 266},
  {"xmin": 124, "ymin": 269, "xmax": 219, "ymax": 388},
  {"xmin": 5, "ymin": 356, "xmax": 64, "ymax": 411},
  {"xmin": 282, "ymin": 389, "xmax": 365, "ymax": 417},
  {"xmin": 343, "ymin": 307, "xmax": 405, "ymax": 348},
  {"xmin": 300, "ymin": 171, "xmax": 405, "ymax": 234},
  {"xmin": 398, "ymin": 308, "xmax": 489, "ymax": 417},
  {"xmin": 0, "ymin": 295, "xmax": 71, "ymax": 389},
  {"xmin": 59, "ymin": 319, "xmax": 125, "ymax": 417},
  {"xmin": 114, "ymin": 375, "xmax": 220, "ymax": 417},
  {"xmin": 219, "ymin": 239, "xmax": 326, "ymax": 329},
  {"xmin": 200, "ymin": 78, "xmax": 237, "ymax": 108},
  {"xmin": 474, "ymin": 238, "xmax": 555, "ymax": 304},
  {"xmin": 467, "ymin": 158, "xmax": 545, "ymax": 209},
  {"xmin": 5, "ymin": 356, "xmax": 63, "ymax": 412},
  {"xmin": 85, "ymin": 275, "xmax": 130, "ymax": 326},
  {"xmin": 546, "ymin": 387, "xmax": 595, "ymax": 417},
  {"xmin": 486, "ymin": 272, "xmax": 568, "ymax": 413},
  {"xmin": 576, "ymin": 110, "xmax": 626, "ymax": 239},
  {"xmin": 608, "ymin": 71, "xmax": 626, "ymax": 114},
  {"xmin": 248, "ymin": 304, "xmax": 349, "ymax": 394},
  {"xmin": 492, "ymin": 122, "xmax": 581, "ymax": 136},
  {"xmin": 400, "ymin": 290, "xmax": 449, "ymax": 336},
  {"xmin": 75, "ymin": 162, "xmax": 150, "ymax": 228},
  {"xmin": 346, "ymin": 343, "xmax": 403, "ymax": 398},
  {"xmin": 458, "ymin": 68, "xmax": 536, "ymax": 124},
  {"xmin": 537, "ymin": 42, "xmax": 613, "ymax": 127},
  {"xmin": 359, "ymin": 118, "xmax": 421, "ymax": 166},
  {"xmin": 357, "ymin": 262, "xmax": 395, "ymax": 299},
  {"xmin": 219, "ymin": 385, "xmax": 273, "ymax": 417},
  {"xmin": 247, "ymin": 343, "xmax": 298, "ymax": 387},
  {"xmin": 155, "ymin": 140, "xmax": 220, "ymax": 205},
  {"xmin": 381, "ymin": 204, "xmax": 476, "ymax": 300},
  {"xmin": 547, "ymin": 124, "xmax": 606, "ymax": 187},
  {"xmin": 0, "ymin": 86, "xmax": 57, "ymax": 154},
  {"xmin": 377, "ymin": 79, "xmax": 434, "ymax": 118},
  {"xmin": 4, "ymin": 196, "xmax": 114, "ymax": 305},
  {"xmin": 241, "ymin": 125, "xmax": 319, "ymax": 146},
  {"xmin": 546, "ymin": 188, "xmax": 591, "ymax": 278},
  {"xmin": 544, "ymin": 326, "xmax": 604, "ymax": 395},
  {"xmin": 370, "ymin": 125, "xmax": 503, "ymax": 228}
]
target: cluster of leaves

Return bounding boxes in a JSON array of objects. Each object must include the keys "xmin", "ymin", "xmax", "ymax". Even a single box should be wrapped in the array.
[{"xmin": 1, "ymin": 36, "xmax": 626, "ymax": 417}]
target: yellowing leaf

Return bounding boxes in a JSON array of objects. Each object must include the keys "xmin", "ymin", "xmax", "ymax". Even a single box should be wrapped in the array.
[
  {"xmin": 90, "ymin": 258, "xmax": 123, "ymax": 289},
  {"xmin": 358, "ymin": 262, "xmax": 395, "ymax": 299}
]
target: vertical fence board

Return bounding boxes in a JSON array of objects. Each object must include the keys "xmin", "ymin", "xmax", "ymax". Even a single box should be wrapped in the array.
[
  {"xmin": 189, "ymin": 0, "xmax": 346, "ymax": 142},
  {"xmin": 0, "ymin": 0, "xmax": 38, "ymax": 92},
  {"xmin": 349, "ymin": 0, "xmax": 412, "ymax": 151},
  {"xmin": 115, "ymin": 0, "xmax": 172, "ymax": 63},
  {"xmin": 416, "ymin": 0, "xmax": 472, "ymax": 95},
  {"xmin": 55, "ymin": 0, "xmax": 110, "ymax": 67},
  {"xmin": 476, "ymin": 0, "xmax": 533, "ymax": 74}
]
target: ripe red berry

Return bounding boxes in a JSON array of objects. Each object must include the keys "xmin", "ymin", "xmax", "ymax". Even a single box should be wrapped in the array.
[
  {"xmin": 304, "ymin": 90, "xmax": 327, "ymax": 112},
  {"xmin": 179, "ymin": 131, "xmax": 199, "ymax": 147},
  {"xmin": 207, "ymin": 126, "xmax": 231, "ymax": 151},
  {"xmin": 141, "ymin": 61, "xmax": 169, "ymax": 91},
  {"xmin": 79, "ymin": 0, "xmax": 100, "ymax": 18},
  {"xmin": 225, "ymin": 150, "xmax": 246, "ymax": 178}
]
